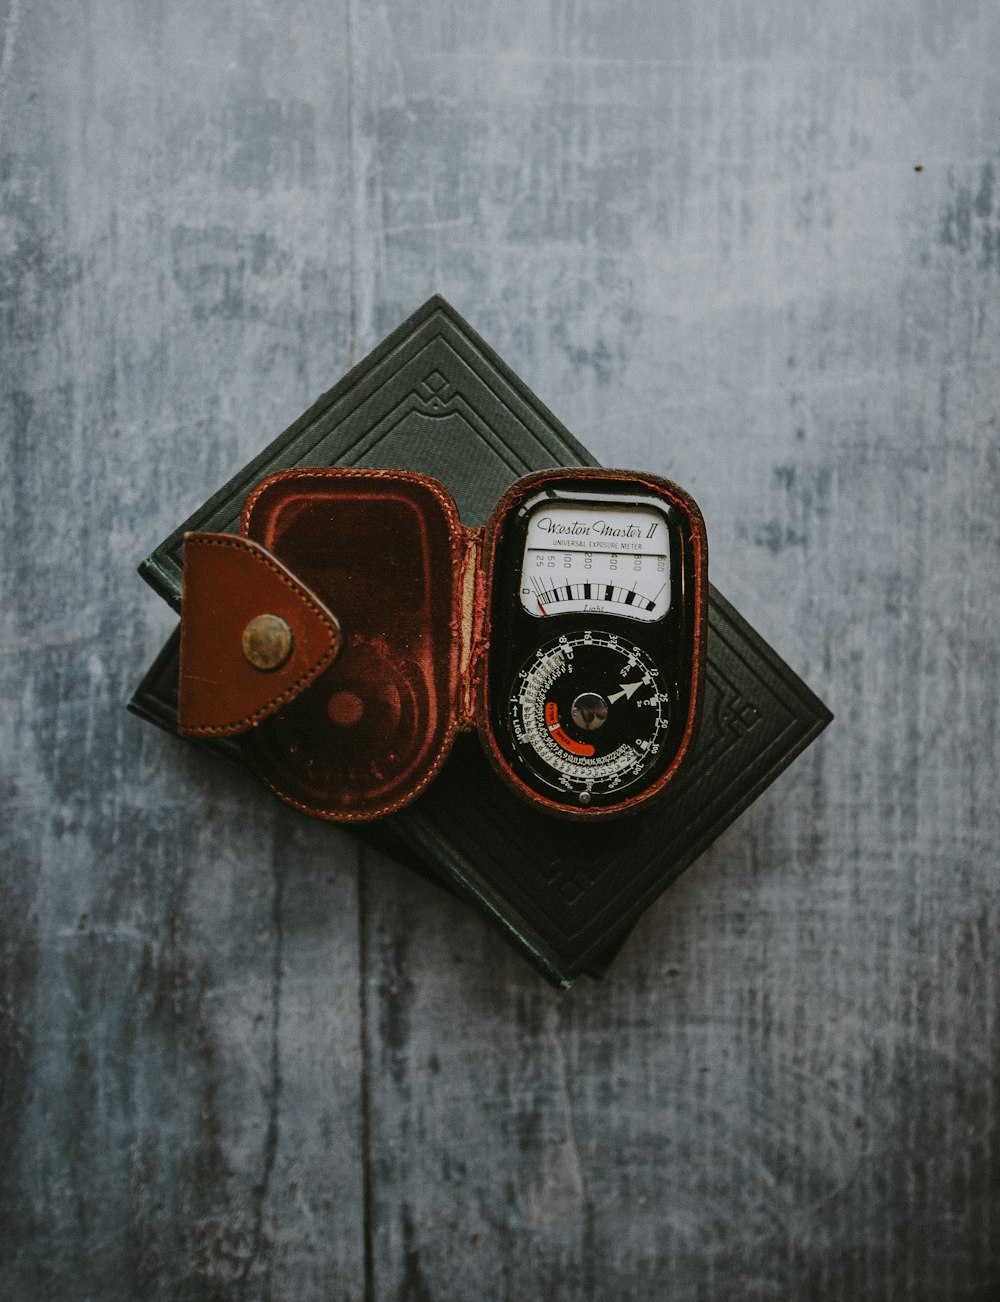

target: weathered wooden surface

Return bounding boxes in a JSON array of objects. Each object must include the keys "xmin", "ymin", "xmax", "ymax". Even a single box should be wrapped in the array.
[{"xmin": 1, "ymin": 1, "xmax": 998, "ymax": 1297}]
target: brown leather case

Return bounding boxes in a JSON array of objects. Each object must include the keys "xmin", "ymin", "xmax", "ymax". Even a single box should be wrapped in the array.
[{"xmin": 178, "ymin": 467, "xmax": 707, "ymax": 822}]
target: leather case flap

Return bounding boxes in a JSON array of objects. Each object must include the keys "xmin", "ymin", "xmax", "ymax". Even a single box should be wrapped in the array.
[{"xmin": 178, "ymin": 533, "xmax": 342, "ymax": 737}]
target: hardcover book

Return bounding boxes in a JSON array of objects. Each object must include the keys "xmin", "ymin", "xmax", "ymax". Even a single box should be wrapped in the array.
[{"xmin": 129, "ymin": 297, "xmax": 832, "ymax": 986}]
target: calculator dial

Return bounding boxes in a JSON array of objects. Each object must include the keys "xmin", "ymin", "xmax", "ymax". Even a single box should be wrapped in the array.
[{"xmin": 509, "ymin": 632, "xmax": 669, "ymax": 805}]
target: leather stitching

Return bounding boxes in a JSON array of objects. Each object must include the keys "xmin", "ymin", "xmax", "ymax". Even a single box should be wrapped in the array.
[{"xmin": 241, "ymin": 466, "xmax": 467, "ymax": 555}]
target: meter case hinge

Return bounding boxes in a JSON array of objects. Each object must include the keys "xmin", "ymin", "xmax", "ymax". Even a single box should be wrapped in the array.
[{"xmin": 454, "ymin": 526, "xmax": 489, "ymax": 731}]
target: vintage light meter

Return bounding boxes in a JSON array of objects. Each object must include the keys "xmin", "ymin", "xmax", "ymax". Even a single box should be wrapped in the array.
[{"xmin": 486, "ymin": 475, "xmax": 705, "ymax": 814}]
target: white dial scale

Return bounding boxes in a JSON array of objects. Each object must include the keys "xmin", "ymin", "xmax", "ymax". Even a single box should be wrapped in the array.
[{"xmin": 519, "ymin": 504, "xmax": 670, "ymax": 622}]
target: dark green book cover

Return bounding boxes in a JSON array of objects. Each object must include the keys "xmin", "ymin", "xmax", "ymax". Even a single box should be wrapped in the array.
[{"xmin": 130, "ymin": 297, "xmax": 832, "ymax": 987}]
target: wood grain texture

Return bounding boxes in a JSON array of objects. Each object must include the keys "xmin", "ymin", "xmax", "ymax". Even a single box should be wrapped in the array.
[{"xmin": 1, "ymin": 1, "xmax": 997, "ymax": 1298}]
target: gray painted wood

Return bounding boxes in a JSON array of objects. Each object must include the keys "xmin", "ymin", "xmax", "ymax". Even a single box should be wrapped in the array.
[{"xmin": 1, "ymin": 1, "xmax": 997, "ymax": 1298}]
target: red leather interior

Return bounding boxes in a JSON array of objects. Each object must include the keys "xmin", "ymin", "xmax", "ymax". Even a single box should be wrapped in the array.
[{"xmin": 239, "ymin": 469, "xmax": 468, "ymax": 821}]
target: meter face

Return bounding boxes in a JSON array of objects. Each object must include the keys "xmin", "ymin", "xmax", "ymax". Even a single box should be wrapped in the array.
[
  {"xmin": 487, "ymin": 475, "xmax": 702, "ymax": 815},
  {"xmin": 519, "ymin": 503, "xmax": 670, "ymax": 622}
]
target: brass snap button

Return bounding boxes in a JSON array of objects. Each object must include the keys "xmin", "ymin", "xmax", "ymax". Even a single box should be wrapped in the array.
[{"xmin": 242, "ymin": 614, "xmax": 293, "ymax": 672}]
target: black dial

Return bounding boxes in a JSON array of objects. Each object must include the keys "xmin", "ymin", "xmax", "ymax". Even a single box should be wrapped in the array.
[{"xmin": 508, "ymin": 632, "xmax": 670, "ymax": 806}]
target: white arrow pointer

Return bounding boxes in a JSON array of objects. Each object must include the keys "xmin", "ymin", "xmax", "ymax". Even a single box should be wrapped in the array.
[{"xmin": 607, "ymin": 681, "xmax": 642, "ymax": 705}]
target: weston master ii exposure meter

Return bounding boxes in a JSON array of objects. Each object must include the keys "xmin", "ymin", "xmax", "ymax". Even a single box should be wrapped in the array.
[{"xmin": 486, "ymin": 472, "xmax": 707, "ymax": 816}]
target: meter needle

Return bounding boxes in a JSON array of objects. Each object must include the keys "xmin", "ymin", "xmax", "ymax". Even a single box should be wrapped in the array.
[
  {"xmin": 607, "ymin": 681, "xmax": 642, "ymax": 705},
  {"xmin": 530, "ymin": 575, "xmax": 549, "ymax": 616}
]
